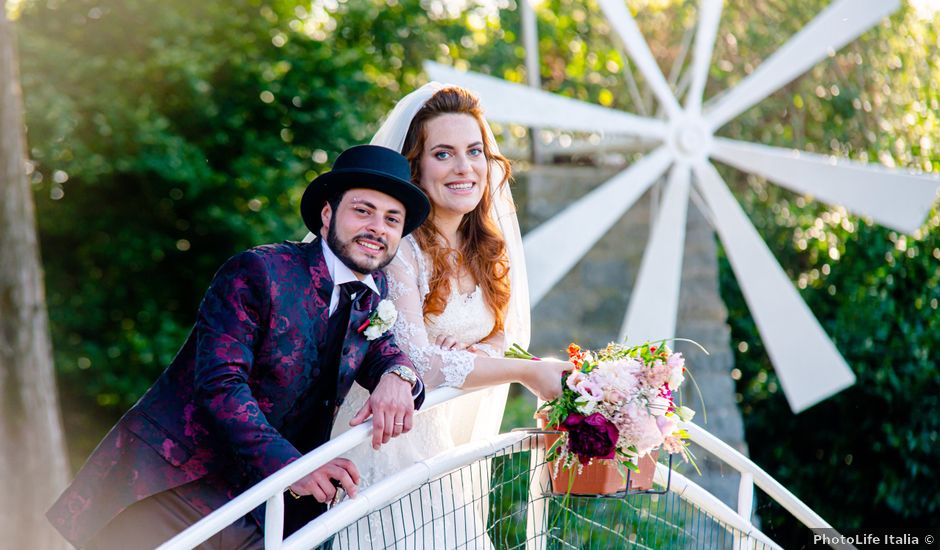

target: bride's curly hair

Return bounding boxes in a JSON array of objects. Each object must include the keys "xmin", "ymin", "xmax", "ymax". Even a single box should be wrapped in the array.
[{"xmin": 401, "ymin": 87, "xmax": 512, "ymax": 339}]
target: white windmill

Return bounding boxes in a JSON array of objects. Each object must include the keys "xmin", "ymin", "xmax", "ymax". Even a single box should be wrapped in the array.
[{"xmin": 427, "ymin": 0, "xmax": 940, "ymax": 413}]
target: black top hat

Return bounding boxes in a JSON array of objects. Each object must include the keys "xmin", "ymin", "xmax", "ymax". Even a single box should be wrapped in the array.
[{"xmin": 301, "ymin": 145, "xmax": 431, "ymax": 236}]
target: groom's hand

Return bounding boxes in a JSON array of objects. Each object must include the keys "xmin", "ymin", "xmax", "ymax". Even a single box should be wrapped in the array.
[
  {"xmin": 290, "ymin": 458, "xmax": 360, "ymax": 503},
  {"xmin": 350, "ymin": 373, "xmax": 415, "ymax": 449}
]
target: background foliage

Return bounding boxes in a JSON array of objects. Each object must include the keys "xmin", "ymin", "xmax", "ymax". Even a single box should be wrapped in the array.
[{"xmin": 14, "ymin": 0, "xmax": 938, "ymax": 541}]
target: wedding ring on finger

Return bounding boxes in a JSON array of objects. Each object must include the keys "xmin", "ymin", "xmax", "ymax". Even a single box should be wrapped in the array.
[{"xmin": 330, "ymin": 483, "xmax": 345, "ymax": 507}]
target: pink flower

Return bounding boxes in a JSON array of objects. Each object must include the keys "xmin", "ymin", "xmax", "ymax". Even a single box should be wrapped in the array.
[
  {"xmin": 643, "ymin": 360, "xmax": 671, "ymax": 389},
  {"xmin": 615, "ymin": 403, "xmax": 665, "ymax": 457},
  {"xmin": 648, "ymin": 395, "xmax": 671, "ymax": 416},
  {"xmin": 656, "ymin": 415, "xmax": 678, "ymax": 437},
  {"xmin": 605, "ymin": 389, "xmax": 626, "ymax": 403},
  {"xmin": 577, "ymin": 378, "xmax": 604, "ymax": 401},
  {"xmin": 565, "ymin": 370, "xmax": 586, "ymax": 392},
  {"xmin": 662, "ymin": 434, "xmax": 686, "ymax": 455}
]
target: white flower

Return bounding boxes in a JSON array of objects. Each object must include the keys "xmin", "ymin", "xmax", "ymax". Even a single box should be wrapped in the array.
[
  {"xmin": 675, "ymin": 405, "xmax": 695, "ymax": 422},
  {"xmin": 362, "ymin": 299, "xmax": 398, "ymax": 341},
  {"xmin": 667, "ymin": 353, "xmax": 686, "ymax": 388},
  {"xmin": 376, "ymin": 299, "xmax": 397, "ymax": 323},
  {"xmin": 575, "ymin": 396, "xmax": 598, "ymax": 415}
]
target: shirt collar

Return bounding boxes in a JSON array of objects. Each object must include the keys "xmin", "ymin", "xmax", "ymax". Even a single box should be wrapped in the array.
[{"xmin": 321, "ymin": 239, "xmax": 379, "ymax": 295}]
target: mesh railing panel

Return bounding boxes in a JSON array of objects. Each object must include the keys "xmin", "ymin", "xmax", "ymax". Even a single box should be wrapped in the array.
[{"xmin": 325, "ymin": 433, "xmax": 773, "ymax": 550}]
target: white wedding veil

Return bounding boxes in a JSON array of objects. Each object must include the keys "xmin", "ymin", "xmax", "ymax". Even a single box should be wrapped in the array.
[{"xmin": 370, "ymin": 82, "xmax": 532, "ymax": 444}]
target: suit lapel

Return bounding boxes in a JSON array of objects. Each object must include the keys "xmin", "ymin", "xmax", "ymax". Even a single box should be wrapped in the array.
[{"xmin": 305, "ymin": 239, "xmax": 333, "ymax": 332}]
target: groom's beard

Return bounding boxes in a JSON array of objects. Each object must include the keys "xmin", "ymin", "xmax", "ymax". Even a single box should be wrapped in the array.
[{"xmin": 327, "ymin": 215, "xmax": 397, "ymax": 275}]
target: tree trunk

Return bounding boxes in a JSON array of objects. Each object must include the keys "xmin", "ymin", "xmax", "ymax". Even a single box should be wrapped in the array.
[{"xmin": 0, "ymin": 4, "xmax": 70, "ymax": 548}]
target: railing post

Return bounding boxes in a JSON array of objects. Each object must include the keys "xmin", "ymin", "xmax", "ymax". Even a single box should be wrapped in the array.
[
  {"xmin": 737, "ymin": 471, "xmax": 754, "ymax": 523},
  {"xmin": 264, "ymin": 492, "xmax": 285, "ymax": 550},
  {"xmin": 524, "ymin": 433, "xmax": 549, "ymax": 550},
  {"xmin": 734, "ymin": 471, "xmax": 755, "ymax": 549}
]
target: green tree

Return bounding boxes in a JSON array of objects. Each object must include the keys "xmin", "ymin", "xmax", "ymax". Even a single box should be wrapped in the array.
[{"xmin": 18, "ymin": 0, "xmax": 387, "ymax": 461}]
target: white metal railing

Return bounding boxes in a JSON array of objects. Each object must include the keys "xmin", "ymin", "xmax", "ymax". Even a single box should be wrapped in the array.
[
  {"xmin": 287, "ymin": 431, "xmax": 533, "ymax": 550},
  {"xmin": 298, "ymin": 430, "xmax": 781, "ymax": 550},
  {"xmin": 157, "ymin": 387, "xmax": 472, "ymax": 550},
  {"xmin": 680, "ymin": 422, "xmax": 857, "ymax": 550},
  {"xmin": 160, "ymin": 390, "xmax": 851, "ymax": 550}
]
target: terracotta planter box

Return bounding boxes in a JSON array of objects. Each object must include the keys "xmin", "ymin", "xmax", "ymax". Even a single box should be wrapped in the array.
[{"xmin": 542, "ymin": 431, "xmax": 658, "ymax": 495}]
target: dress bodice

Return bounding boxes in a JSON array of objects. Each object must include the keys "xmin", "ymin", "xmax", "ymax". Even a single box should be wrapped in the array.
[
  {"xmin": 425, "ymin": 286, "xmax": 495, "ymax": 347},
  {"xmin": 332, "ymin": 236, "xmax": 503, "ymax": 550}
]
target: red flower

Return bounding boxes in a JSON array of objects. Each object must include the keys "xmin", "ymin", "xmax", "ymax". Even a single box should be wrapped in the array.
[{"xmin": 563, "ymin": 412, "xmax": 619, "ymax": 463}]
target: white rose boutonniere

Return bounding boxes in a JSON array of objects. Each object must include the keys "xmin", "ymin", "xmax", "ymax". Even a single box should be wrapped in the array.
[{"xmin": 357, "ymin": 299, "xmax": 398, "ymax": 341}]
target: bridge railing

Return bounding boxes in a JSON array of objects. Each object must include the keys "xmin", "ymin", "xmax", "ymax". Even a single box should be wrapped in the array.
[
  {"xmin": 159, "ymin": 388, "xmax": 852, "ymax": 550},
  {"xmin": 157, "ymin": 387, "xmax": 470, "ymax": 550}
]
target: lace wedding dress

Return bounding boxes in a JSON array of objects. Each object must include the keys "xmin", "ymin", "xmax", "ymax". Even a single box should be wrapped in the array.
[{"xmin": 332, "ymin": 235, "xmax": 504, "ymax": 550}]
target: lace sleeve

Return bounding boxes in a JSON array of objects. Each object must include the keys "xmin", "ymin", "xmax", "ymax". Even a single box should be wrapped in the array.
[
  {"xmin": 473, "ymin": 331, "xmax": 507, "ymax": 358},
  {"xmin": 384, "ymin": 237, "xmax": 477, "ymax": 388}
]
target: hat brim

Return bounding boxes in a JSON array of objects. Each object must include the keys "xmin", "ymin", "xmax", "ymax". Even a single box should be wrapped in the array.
[{"xmin": 301, "ymin": 168, "xmax": 431, "ymax": 237}]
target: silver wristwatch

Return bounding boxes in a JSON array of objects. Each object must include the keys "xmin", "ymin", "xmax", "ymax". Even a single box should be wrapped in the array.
[{"xmin": 384, "ymin": 365, "xmax": 418, "ymax": 388}]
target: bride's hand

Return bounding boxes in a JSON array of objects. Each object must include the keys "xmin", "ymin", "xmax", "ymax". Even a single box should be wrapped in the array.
[
  {"xmin": 521, "ymin": 359, "xmax": 572, "ymax": 402},
  {"xmin": 435, "ymin": 334, "xmax": 467, "ymax": 351}
]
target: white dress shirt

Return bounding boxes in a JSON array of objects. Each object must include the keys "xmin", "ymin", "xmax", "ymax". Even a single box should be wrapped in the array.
[
  {"xmin": 321, "ymin": 240, "xmax": 379, "ymax": 316},
  {"xmin": 319, "ymin": 239, "xmax": 422, "ymax": 396}
]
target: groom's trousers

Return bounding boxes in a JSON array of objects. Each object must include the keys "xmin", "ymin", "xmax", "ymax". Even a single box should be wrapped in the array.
[{"xmin": 86, "ymin": 482, "xmax": 263, "ymax": 550}]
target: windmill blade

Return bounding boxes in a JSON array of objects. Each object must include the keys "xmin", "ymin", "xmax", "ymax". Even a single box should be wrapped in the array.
[
  {"xmin": 692, "ymin": 161, "xmax": 856, "ymax": 413},
  {"xmin": 705, "ymin": 0, "xmax": 899, "ymax": 131},
  {"xmin": 619, "ymin": 163, "xmax": 691, "ymax": 344},
  {"xmin": 525, "ymin": 147, "xmax": 673, "ymax": 305},
  {"xmin": 684, "ymin": 0, "xmax": 723, "ymax": 114},
  {"xmin": 595, "ymin": 0, "xmax": 682, "ymax": 119},
  {"xmin": 712, "ymin": 138, "xmax": 940, "ymax": 234},
  {"xmin": 424, "ymin": 61, "xmax": 667, "ymax": 139}
]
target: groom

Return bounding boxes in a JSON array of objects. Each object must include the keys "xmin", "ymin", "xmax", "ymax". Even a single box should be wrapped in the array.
[{"xmin": 47, "ymin": 145, "xmax": 432, "ymax": 549}]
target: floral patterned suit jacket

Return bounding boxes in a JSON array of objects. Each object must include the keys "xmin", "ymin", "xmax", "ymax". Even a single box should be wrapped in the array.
[{"xmin": 46, "ymin": 240, "xmax": 422, "ymax": 548}]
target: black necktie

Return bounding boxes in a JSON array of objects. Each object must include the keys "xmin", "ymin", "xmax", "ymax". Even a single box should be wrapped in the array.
[
  {"xmin": 292, "ymin": 280, "xmax": 369, "ymax": 453},
  {"xmin": 324, "ymin": 281, "xmax": 368, "ymax": 367}
]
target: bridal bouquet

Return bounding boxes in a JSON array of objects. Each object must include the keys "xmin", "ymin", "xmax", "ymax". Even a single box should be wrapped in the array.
[{"xmin": 510, "ymin": 340, "xmax": 698, "ymax": 477}]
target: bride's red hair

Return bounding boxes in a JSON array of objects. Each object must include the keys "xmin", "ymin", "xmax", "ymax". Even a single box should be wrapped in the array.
[{"xmin": 401, "ymin": 87, "xmax": 512, "ymax": 339}]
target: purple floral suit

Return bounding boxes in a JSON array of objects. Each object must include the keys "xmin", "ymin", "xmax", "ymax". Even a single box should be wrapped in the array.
[{"xmin": 47, "ymin": 240, "xmax": 422, "ymax": 548}]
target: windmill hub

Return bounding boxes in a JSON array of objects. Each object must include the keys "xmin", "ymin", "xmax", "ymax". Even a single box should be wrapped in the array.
[{"xmin": 669, "ymin": 117, "xmax": 712, "ymax": 161}]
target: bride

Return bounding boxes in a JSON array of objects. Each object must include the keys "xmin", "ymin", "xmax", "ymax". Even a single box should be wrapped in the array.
[{"xmin": 330, "ymin": 83, "xmax": 568, "ymax": 549}]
